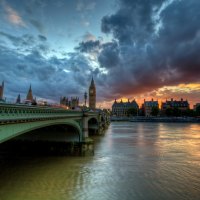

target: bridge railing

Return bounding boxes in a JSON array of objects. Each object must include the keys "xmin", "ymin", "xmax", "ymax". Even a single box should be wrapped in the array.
[
  {"xmin": 0, "ymin": 103, "xmax": 83, "ymax": 124},
  {"xmin": 0, "ymin": 103, "xmax": 103, "ymax": 125}
]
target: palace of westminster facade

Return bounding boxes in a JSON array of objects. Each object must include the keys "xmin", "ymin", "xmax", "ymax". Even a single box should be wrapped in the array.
[{"xmin": 0, "ymin": 78, "xmax": 97, "ymax": 110}]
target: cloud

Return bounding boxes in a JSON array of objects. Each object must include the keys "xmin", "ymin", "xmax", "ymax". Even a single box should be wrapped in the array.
[
  {"xmin": 76, "ymin": 0, "xmax": 96, "ymax": 11},
  {"xmin": 30, "ymin": 0, "xmax": 47, "ymax": 9},
  {"xmin": 101, "ymin": 0, "xmax": 163, "ymax": 45},
  {"xmin": 98, "ymin": 0, "xmax": 200, "ymax": 99},
  {"xmin": 98, "ymin": 41, "xmax": 120, "ymax": 69},
  {"xmin": 0, "ymin": 38, "xmax": 96, "ymax": 103},
  {"xmin": 152, "ymin": 84, "xmax": 200, "ymax": 107},
  {"xmin": 82, "ymin": 32, "xmax": 96, "ymax": 41},
  {"xmin": 29, "ymin": 19, "xmax": 45, "ymax": 34},
  {"xmin": 38, "ymin": 35, "xmax": 47, "ymax": 41},
  {"xmin": 81, "ymin": 20, "xmax": 90, "ymax": 27},
  {"xmin": 0, "ymin": 32, "xmax": 51, "ymax": 57},
  {"xmin": 1, "ymin": 1, "xmax": 26, "ymax": 27},
  {"xmin": 1, "ymin": 0, "xmax": 200, "ymax": 107},
  {"xmin": 0, "ymin": 32, "xmax": 35, "ymax": 47},
  {"xmin": 75, "ymin": 40, "xmax": 100, "ymax": 53}
]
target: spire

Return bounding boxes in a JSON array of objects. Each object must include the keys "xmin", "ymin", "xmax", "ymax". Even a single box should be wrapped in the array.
[
  {"xmin": 26, "ymin": 84, "xmax": 33, "ymax": 101},
  {"xmin": 16, "ymin": 94, "xmax": 21, "ymax": 104},
  {"xmin": 90, "ymin": 76, "xmax": 95, "ymax": 87}
]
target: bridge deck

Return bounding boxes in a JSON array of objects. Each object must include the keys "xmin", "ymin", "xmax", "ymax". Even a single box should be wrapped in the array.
[
  {"xmin": 0, "ymin": 103, "xmax": 97, "ymax": 124},
  {"xmin": 0, "ymin": 103, "xmax": 109, "ymax": 144}
]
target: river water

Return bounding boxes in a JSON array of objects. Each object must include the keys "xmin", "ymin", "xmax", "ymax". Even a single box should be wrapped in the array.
[{"xmin": 0, "ymin": 122, "xmax": 200, "ymax": 200}]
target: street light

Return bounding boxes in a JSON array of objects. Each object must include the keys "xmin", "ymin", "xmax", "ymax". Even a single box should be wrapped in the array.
[{"xmin": 84, "ymin": 92, "xmax": 87, "ymax": 107}]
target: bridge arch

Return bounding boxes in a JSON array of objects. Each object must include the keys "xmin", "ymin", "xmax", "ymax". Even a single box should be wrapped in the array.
[
  {"xmin": 88, "ymin": 117, "xmax": 99, "ymax": 135},
  {"xmin": 0, "ymin": 119, "xmax": 82, "ymax": 143}
]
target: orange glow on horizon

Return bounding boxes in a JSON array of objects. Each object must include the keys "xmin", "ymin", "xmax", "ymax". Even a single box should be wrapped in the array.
[{"xmin": 96, "ymin": 83, "xmax": 200, "ymax": 109}]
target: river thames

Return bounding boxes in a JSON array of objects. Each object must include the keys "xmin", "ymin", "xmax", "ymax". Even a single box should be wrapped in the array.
[{"xmin": 0, "ymin": 122, "xmax": 200, "ymax": 200}]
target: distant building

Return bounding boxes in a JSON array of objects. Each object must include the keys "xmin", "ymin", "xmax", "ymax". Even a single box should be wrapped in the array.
[
  {"xmin": 70, "ymin": 97, "xmax": 79, "ymax": 109},
  {"xmin": 60, "ymin": 96, "xmax": 79, "ymax": 109},
  {"xmin": 89, "ymin": 77, "xmax": 96, "ymax": 110},
  {"xmin": 161, "ymin": 98, "xmax": 189, "ymax": 112},
  {"xmin": 112, "ymin": 99, "xmax": 139, "ymax": 117},
  {"xmin": 26, "ymin": 85, "xmax": 34, "ymax": 102},
  {"xmin": 25, "ymin": 85, "xmax": 37, "ymax": 105},
  {"xmin": 0, "ymin": 81, "xmax": 4, "ymax": 100},
  {"xmin": 37, "ymin": 100, "xmax": 47, "ymax": 106},
  {"xmin": 142, "ymin": 99, "xmax": 159, "ymax": 117},
  {"xmin": 60, "ymin": 96, "xmax": 69, "ymax": 106}
]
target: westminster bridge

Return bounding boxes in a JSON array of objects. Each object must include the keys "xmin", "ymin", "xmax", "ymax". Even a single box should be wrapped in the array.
[{"xmin": 0, "ymin": 103, "xmax": 110, "ymax": 155}]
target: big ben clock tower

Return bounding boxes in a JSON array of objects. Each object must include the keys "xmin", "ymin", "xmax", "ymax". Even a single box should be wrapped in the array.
[{"xmin": 89, "ymin": 77, "xmax": 96, "ymax": 110}]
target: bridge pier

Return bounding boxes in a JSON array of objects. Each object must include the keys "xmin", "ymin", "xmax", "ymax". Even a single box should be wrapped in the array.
[
  {"xmin": 81, "ymin": 116, "xmax": 94, "ymax": 156},
  {"xmin": 80, "ymin": 137, "xmax": 94, "ymax": 156},
  {"xmin": 82, "ymin": 117, "xmax": 89, "ymax": 138}
]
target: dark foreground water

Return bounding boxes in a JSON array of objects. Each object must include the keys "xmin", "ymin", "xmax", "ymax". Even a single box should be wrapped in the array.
[{"xmin": 0, "ymin": 122, "xmax": 200, "ymax": 200}]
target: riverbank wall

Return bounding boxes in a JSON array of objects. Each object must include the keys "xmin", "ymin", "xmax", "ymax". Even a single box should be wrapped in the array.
[{"xmin": 111, "ymin": 116, "xmax": 200, "ymax": 123}]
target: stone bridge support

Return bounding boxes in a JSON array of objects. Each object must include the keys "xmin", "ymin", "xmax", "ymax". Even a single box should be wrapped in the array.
[
  {"xmin": 81, "ymin": 113, "xmax": 94, "ymax": 156},
  {"xmin": 82, "ymin": 116, "xmax": 89, "ymax": 138}
]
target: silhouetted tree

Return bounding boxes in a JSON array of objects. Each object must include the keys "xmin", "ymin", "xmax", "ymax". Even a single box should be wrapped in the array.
[
  {"xmin": 151, "ymin": 106, "xmax": 159, "ymax": 116},
  {"xmin": 173, "ymin": 107, "xmax": 181, "ymax": 117},
  {"xmin": 181, "ymin": 109, "xmax": 195, "ymax": 117},
  {"xmin": 165, "ymin": 108, "xmax": 173, "ymax": 116},
  {"xmin": 127, "ymin": 107, "xmax": 137, "ymax": 116},
  {"xmin": 196, "ymin": 105, "xmax": 200, "ymax": 116}
]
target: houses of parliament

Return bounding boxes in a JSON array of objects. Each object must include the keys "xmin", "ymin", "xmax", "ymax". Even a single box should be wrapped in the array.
[
  {"xmin": 60, "ymin": 77, "xmax": 96, "ymax": 110},
  {"xmin": 0, "ymin": 78, "xmax": 96, "ymax": 110}
]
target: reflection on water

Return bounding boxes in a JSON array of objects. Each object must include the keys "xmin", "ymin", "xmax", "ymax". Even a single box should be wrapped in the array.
[{"xmin": 0, "ymin": 122, "xmax": 200, "ymax": 200}]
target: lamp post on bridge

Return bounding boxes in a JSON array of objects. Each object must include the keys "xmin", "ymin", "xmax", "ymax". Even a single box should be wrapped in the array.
[{"xmin": 84, "ymin": 92, "xmax": 87, "ymax": 107}]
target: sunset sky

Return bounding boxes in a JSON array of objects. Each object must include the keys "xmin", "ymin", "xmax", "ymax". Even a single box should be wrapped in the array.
[{"xmin": 0, "ymin": 0, "xmax": 200, "ymax": 108}]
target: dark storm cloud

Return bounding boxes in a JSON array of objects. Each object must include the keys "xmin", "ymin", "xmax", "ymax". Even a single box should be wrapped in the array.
[
  {"xmin": 1, "ymin": 0, "xmax": 200, "ymax": 105},
  {"xmin": 101, "ymin": 0, "xmax": 163, "ymax": 45},
  {"xmin": 98, "ymin": 0, "xmax": 200, "ymax": 98},
  {"xmin": 98, "ymin": 41, "xmax": 120, "ymax": 69},
  {"xmin": 65, "ymin": 52, "xmax": 94, "ymax": 86},
  {"xmin": 155, "ymin": 0, "xmax": 200, "ymax": 82},
  {"xmin": 0, "ymin": 41, "xmax": 94, "ymax": 103},
  {"xmin": 38, "ymin": 35, "xmax": 47, "ymax": 41},
  {"xmin": 75, "ymin": 40, "xmax": 100, "ymax": 53}
]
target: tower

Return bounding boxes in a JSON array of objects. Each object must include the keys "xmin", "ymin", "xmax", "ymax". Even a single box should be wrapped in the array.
[
  {"xmin": 89, "ymin": 77, "xmax": 96, "ymax": 110},
  {"xmin": 0, "ymin": 81, "xmax": 4, "ymax": 100},
  {"xmin": 26, "ymin": 84, "xmax": 33, "ymax": 102}
]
